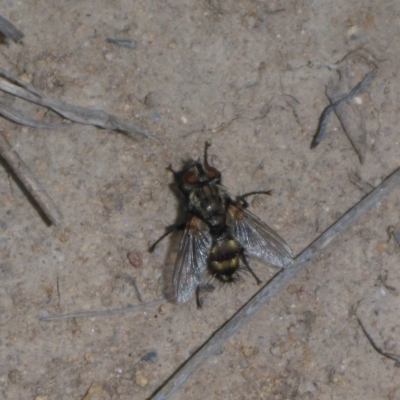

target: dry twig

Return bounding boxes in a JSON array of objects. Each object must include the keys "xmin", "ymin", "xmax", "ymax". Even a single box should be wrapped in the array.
[
  {"xmin": 0, "ymin": 69, "xmax": 149, "ymax": 138},
  {"xmin": 312, "ymin": 69, "xmax": 377, "ymax": 149},
  {"xmin": 38, "ymin": 298, "xmax": 169, "ymax": 321},
  {"xmin": 357, "ymin": 317, "xmax": 400, "ymax": 366},
  {"xmin": 0, "ymin": 15, "xmax": 23, "ymax": 43},
  {"xmin": 0, "ymin": 131, "xmax": 63, "ymax": 226},
  {"xmin": 115, "ymin": 273, "xmax": 143, "ymax": 302},
  {"xmin": 106, "ymin": 38, "xmax": 138, "ymax": 49}
]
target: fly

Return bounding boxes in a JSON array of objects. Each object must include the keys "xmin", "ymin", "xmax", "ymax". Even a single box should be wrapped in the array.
[{"xmin": 149, "ymin": 142, "xmax": 294, "ymax": 305}]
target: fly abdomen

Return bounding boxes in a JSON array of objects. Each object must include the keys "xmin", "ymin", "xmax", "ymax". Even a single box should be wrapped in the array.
[{"xmin": 209, "ymin": 236, "xmax": 242, "ymax": 283}]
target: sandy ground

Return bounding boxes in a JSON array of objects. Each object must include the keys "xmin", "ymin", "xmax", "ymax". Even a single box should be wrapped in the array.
[{"xmin": 1, "ymin": 1, "xmax": 400, "ymax": 399}]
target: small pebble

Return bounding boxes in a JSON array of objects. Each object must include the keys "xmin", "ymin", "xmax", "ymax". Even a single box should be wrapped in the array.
[
  {"xmin": 127, "ymin": 250, "xmax": 143, "ymax": 268},
  {"xmin": 346, "ymin": 25, "xmax": 358, "ymax": 39},
  {"xmin": 306, "ymin": 382, "xmax": 316, "ymax": 392},
  {"xmin": 55, "ymin": 228, "xmax": 70, "ymax": 243},
  {"xmin": 81, "ymin": 382, "xmax": 105, "ymax": 400},
  {"xmin": 8, "ymin": 369, "xmax": 22, "ymax": 384},
  {"xmin": 376, "ymin": 243, "xmax": 388, "ymax": 252},
  {"xmin": 151, "ymin": 111, "xmax": 161, "ymax": 122},
  {"xmin": 141, "ymin": 351, "xmax": 157, "ymax": 362},
  {"xmin": 158, "ymin": 303, "xmax": 167, "ymax": 315},
  {"xmin": 104, "ymin": 53, "xmax": 113, "ymax": 61},
  {"xmin": 84, "ymin": 352, "xmax": 95, "ymax": 363},
  {"xmin": 141, "ymin": 31, "xmax": 155, "ymax": 45},
  {"xmin": 144, "ymin": 92, "xmax": 160, "ymax": 108},
  {"xmin": 135, "ymin": 371, "xmax": 148, "ymax": 387},
  {"xmin": 57, "ymin": 233, "xmax": 69, "ymax": 243},
  {"xmin": 270, "ymin": 344, "xmax": 282, "ymax": 357},
  {"xmin": 241, "ymin": 346, "xmax": 254, "ymax": 357}
]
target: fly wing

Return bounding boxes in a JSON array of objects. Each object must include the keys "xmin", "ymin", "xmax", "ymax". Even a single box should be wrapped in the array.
[
  {"xmin": 173, "ymin": 216, "xmax": 212, "ymax": 303},
  {"xmin": 227, "ymin": 203, "xmax": 293, "ymax": 268}
]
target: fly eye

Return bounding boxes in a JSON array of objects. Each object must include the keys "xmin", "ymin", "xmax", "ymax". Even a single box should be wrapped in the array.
[
  {"xmin": 206, "ymin": 166, "xmax": 220, "ymax": 179},
  {"xmin": 183, "ymin": 170, "xmax": 198, "ymax": 184}
]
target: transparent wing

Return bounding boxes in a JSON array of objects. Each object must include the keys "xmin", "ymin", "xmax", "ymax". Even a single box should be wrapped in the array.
[
  {"xmin": 173, "ymin": 216, "xmax": 212, "ymax": 303},
  {"xmin": 227, "ymin": 203, "xmax": 293, "ymax": 268}
]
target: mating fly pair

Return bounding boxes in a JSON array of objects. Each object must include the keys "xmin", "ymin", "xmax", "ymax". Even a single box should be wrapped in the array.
[{"xmin": 149, "ymin": 142, "xmax": 293, "ymax": 305}]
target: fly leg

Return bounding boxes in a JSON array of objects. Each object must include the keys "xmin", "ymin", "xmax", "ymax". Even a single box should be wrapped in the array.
[
  {"xmin": 149, "ymin": 165, "xmax": 187, "ymax": 252},
  {"xmin": 166, "ymin": 163, "xmax": 179, "ymax": 177},
  {"xmin": 195, "ymin": 283, "xmax": 215, "ymax": 308},
  {"xmin": 240, "ymin": 253, "xmax": 262, "ymax": 284},
  {"xmin": 148, "ymin": 222, "xmax": 185, "ymax": 252},
  {"xmin": 196, "ymin": 286, "xmax": 203, "ymax": 308},
  {"xmin": 236, "ymin": 190, "xmax": 272, "ymax": 208}
]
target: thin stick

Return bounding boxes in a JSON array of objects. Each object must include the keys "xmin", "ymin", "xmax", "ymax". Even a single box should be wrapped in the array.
[
  {"xmin": 106, "ymin": 38, "xmax": 138, "ymax": 49},
  {"xmin": 0, "ymin": 15, "xmax": 24, "ymax": 42},
  {"xmin": 0, "ymin": 101, "xmax": 67, "ymax": 129},
  {"xmin": 311, "ymin": 69, "xmax": 377, "ymax": 149},
  {"xmin": 0, "ymin": 131, "xmax": 63, "ymax": 226},
  {"xmin": 150, "ymin": 166, "xmax": 400, "ymax": 400},
  {"xmin": 38, "ymin": 297, "xmax": 171, "ymax": 321},
  {"xmin": 115, "ymin": 273, "xmax": 143, "ymax": 303},
  {"xmin": 56, "ymin": 275, "xmax": 61, "ymax": 306},
  {"xmin": 357, "ymin": 317, "xmax": 400, "ymax": 365},
  {"xmin": 0, "ymin": 69, "xmax": 149, "ymax": 138}
]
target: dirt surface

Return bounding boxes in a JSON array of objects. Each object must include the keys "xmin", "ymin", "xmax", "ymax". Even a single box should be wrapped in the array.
[{"xmin": 2, "ymin": 1, "xmax": 400, "ymax": 399}]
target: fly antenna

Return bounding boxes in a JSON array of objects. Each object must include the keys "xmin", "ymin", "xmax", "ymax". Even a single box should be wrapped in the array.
[{"xmin": 204, "ymin": 141, "xmax": 212, "ymax": 167}]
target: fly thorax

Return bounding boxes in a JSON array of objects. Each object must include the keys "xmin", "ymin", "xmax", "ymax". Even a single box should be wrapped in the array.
[{"xmin": 189, "ymin": 185, "xmax": 227, "ymax": 227}]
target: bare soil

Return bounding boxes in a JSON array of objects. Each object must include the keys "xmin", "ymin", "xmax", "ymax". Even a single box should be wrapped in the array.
[{"xmin": 2, "ymin": 1, "xmax": 400, "ymax": 399}]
